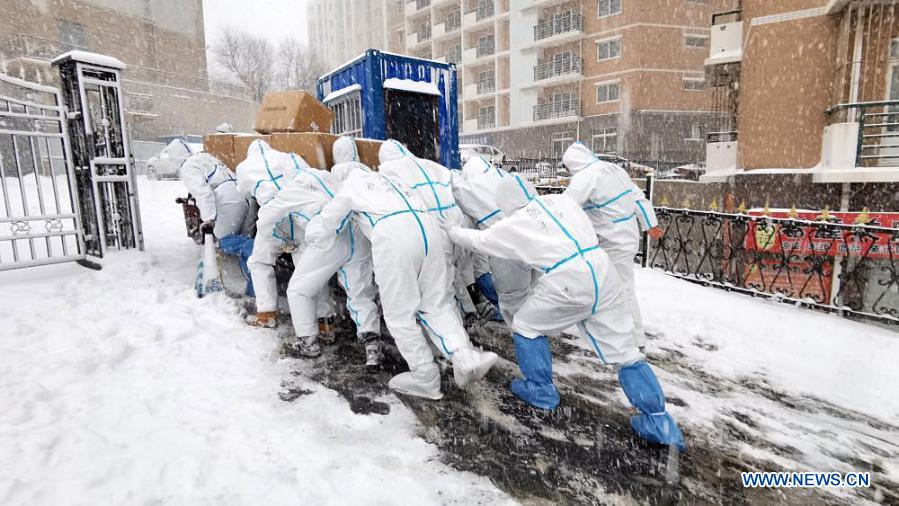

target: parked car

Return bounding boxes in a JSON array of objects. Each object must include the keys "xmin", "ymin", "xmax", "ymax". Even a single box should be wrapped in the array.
[
  {"xmin": 460, "ymin": 143, "xmax": 506, "ymax": 165},
  {"xmin": 146, "ymin": 140, "xmax": 203, "ymax": 180}
]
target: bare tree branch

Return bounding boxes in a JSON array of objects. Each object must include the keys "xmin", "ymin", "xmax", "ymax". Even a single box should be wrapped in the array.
[{"xmin": 211, "ymin": 27, "xmax": 276, "ymax": 102}]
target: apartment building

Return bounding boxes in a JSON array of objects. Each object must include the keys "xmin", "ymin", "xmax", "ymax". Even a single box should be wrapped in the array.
[
  {"xmin": 0, "ymin": 0, "xmax": 256, "ymax": 140},
  {"xmin": 308, "ymin": 0, "xmax": 406, "ymax": 70},
  {"xmin": 672, "ymin": 0, "xmax": 899, "ymax": 212},
  {"xmin": 395, "ymin": 0, "xmax": 723, "ymax": 165}
]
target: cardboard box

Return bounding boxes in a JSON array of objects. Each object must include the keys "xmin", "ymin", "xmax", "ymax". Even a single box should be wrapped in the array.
[
  {"xmin": 233, "ymin": 134, "xmax": 271, "ymax": 167},
  {"xmin": 203, "ymin": 133, "xmax": 236, "ymax": 170},
  {"xmin": 270, "ymin": 132, "xmax": 338, "ymax": 169},
  {"xmin": 254, "ymin": 91, "xmax": 334, "ymax": 134},
  {"xmin": 355, "ymin": 139, "xmax": 383, "ymax": 169}
]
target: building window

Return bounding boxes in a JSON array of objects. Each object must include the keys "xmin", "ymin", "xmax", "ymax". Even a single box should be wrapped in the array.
[
  {"xmin": 596, "ymin": 37, "xmax": 622, "ymax": 61},
  {"xmin": 329, "ymin": 92, "xmax": 363, "ymax": 138},
  {"xmin": 59, "ymin": 20, "xmax": 87, "ymax": 47},
  {"xmin": 592, "ymin": 127, "xmax": 618, "ymax": 154},
  {"xmin": 597, "ymin": 0, "xmax": 621, "ymax": 18},
  {"xmin": 687, "ymin": 124, "xmax": 703, "ymax": 141},
  {"xmin": 684, "ymin": 35, "xmax": 709, "ymax": 48},
  {"xmin": 478, "ymin": 105, "xmax": 495, "ymax": 129},
  {"xmin": 596, "ymin": 81, "xmax": 620, "ymax": 103},
  {"xmin": 552, "ymin": 131, "xmax": 574, "ymax": 157},
  {"xmin": 683, "ymin": 78, "xmax": 706, "ymax": 91}
]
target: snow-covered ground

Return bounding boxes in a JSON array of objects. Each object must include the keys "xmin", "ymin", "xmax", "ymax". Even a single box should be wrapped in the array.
[
  {"xmin": 1, "ymin": 177, "xmax": 898, "ymax": 504},
  {"xmin": 0, "ymin": 179, "xmax": 514, "ymax": 506}
]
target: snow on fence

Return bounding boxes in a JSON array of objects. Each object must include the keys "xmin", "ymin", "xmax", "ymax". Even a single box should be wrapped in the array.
[{"xmin": 645, "ymin": 207, "xmax": 899, "ymax": 325}]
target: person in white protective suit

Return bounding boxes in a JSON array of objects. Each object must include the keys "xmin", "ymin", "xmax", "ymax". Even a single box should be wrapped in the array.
[
  {"xmin": 235, "ymin": 139, "xmax": 333, "ymax": 329},
  {"xmin": 304, "ymin": 158, "xmax": 498, "ymax": 400},
  {"xmin": 443, "ymin": 174, "xmax": 684, "ymax": 450},
  {"xmin": 451, "ymin": 156, "xmax": 538, "ymax": 323},
  {"xmin": 172, "ymin": 139, "xmax": 255, "ymax": 296},
  {"xmin": 562, "ymin": 142, "xmax": 662, "ymax": 348},
  {"xmin": 278, "ymin": 136, "xmax": 384, "ymax": 365},
  {"xmin": 376, "ymin": 141, "xmax": 482, "ymax": 318}
]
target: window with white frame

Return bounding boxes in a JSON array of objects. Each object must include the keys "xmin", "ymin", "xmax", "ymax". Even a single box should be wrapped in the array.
[
  {"xmin": 684, "ymin": 34, "xmax": 708, "ymax": 48},
  {"xmin": 551, "ymin": 131, "xmax": 574, "ymax": 158},
  {"xmin": 683, "ymin": 78, "xmax": 706, "ymax": 91},
  {"xmin": 596, "ymin": 81, "xmax": 620, "ymax": 103},
  {"xmin": 328, "ymin": 91, "xmax": 363, "ymax": 137},
  {"xmin": 687, "ymin": 123, "xmax": 703, "ymax": 141},
  {"xmin": 597, "ymin": 0, "xmax": 621, "ymax": 18},
  {"xmin": 592, "ymin": 127, "xmax": 618, "ymax": 153},
  {"xmin": 478, "ymin": 105, "xmax": 495, "ymax": 129},
  {"xmin": 596, "ymin": 37, "xmax": 622, "ymax": 61}
]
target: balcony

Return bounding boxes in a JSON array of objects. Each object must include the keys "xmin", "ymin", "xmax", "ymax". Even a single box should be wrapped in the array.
[
  {"xmin": 534, "ymin": 57, "xmax": 582, "ymax": 82},
  {"xmin": 706, "ymin": 10, "xmax": 743, "ymax": 66},
  {"xmin": 0, "ymin": 33, "xmax": 83, "ymax": 66},
  {"xmin": 533, "ymin": 99, "xmax": 581, "ymax": 121},
  {"xmin": 464, "ymin": 2, "xmax": 495, "ymax": 27},
  {"xmin": 405, "ymin": 0, "xmax": 431, "ymax": 16},
  {"xmin": 815, "ymin": 101, "xmax": 899, "ymax": 182},
  {"xmin": 463, "ymin": 78, "xmax": 495, "ymax": 98},
  {"xmin": 463, "ymin": 39, "xmax": 495, "ymax": 64},
  {"xmin": 534, "ymin": 12, "xmax": 583, "ymax": 44},
  {"xmin": 478, "ymin": 116, "xmax": 496, "ymax": 130}
]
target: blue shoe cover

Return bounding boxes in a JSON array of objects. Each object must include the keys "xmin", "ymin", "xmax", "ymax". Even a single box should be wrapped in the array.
[
  {"xmin": 510, "ymin": 333, "xmax": 560, "ymax": 410},
  {"xmin": 618, "ymin": 361, "xmax": 685, "ymax": 451},
  {"xmin": 476, "ymin": 273, "xmax": 499, "ymax": 307}
]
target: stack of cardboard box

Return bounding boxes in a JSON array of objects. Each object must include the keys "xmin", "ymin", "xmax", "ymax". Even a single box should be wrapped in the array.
[{"xmin": 203, "ymin": 90, "xmax": 383, "ymax": 171}]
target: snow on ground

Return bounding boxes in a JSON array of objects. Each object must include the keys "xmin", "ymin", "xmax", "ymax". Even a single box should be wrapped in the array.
[
  {"xmin": 2, "ymin": 177, "xmax": 899, "ymax": 503},
  {"xmin": 0, "ymin": 178, "xmax": 515, "ymax": 506}
]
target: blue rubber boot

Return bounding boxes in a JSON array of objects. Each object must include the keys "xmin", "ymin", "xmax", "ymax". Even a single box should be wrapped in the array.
[
  {"xmin": 618, "ymin": 361, "xmax": 686, "ymax": 451},
  {"xmin": 510, "ymin": 333, "xmax": 560, "ymax": 410},
  {"xmin": 476, "ymin": 272, "xmax": 499, "ymax": 307}
]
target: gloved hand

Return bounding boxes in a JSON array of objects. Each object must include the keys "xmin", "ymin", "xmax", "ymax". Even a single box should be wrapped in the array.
[{"xmin": 199, "ymin": 219, "xmax": 215, "ymax": 235}]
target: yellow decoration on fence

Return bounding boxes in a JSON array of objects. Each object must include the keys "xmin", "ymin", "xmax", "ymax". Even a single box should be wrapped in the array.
[
  {"xmin": 709, "ymin": 198, "xmax": 719, "ymax": 212},
  {"xmin": 788, "ymin": 205, "xmax": 799, "ymax": 219},
  {"xmin": 855, "ymin": 207, "xmax": 871, "ymax": 225},
  {"xmin": 763, "ymin": 199, "xmax": 771, "ymax": 216},
  {"xmin": 682, "ymin": 197, "xmax": 691, "ymax": 209},
  {"xmin": 737, "ymin": 200, "xmax": 747, "ymax": 214},
  {"xmin": 660, "ymin": 195, "xmax": 670, "ymax": 207},
  {"xmin": 818, "ymin": 206, "xmax": 832, "ymax": 221}
]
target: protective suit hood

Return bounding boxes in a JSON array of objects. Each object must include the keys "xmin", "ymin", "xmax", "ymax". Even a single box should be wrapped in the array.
[
  {"xmin": 162, "ymin": 139, "xmax": 192, "ymax": 168},
  {"xmin": 562, "ymin": 142, "xmax": 599, "ymax": 175},
  {"xmin": 331, "ymin": 161, "xmax": 370, "ymax": 184},
  {"xmin": 378, "ymin": 139, "xmax": 410, "ymax": 164},
  {"xmin": 462, "ymin": 156, "xmax": 495, "ymax": 181},
  {"xmin": 496, "ymin": 174, "xmax": 536, "ymax": 217},
  {"xmin": 333, "ymin": 136, "xmax": 361, "ymax": 164},
  {"xmin": 247, "ymin": 138, "xmax": 273, "ymax": 158}
]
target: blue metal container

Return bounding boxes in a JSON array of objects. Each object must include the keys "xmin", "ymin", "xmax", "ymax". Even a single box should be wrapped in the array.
[{"xmin": 317, "ymin": 49, "xmax": 459, "ymax": 169}]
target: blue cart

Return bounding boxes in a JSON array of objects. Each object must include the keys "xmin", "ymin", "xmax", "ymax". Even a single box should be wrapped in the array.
[{"xmin": 317, "ymin": 49, "xmax": 460, "ymax": 169}]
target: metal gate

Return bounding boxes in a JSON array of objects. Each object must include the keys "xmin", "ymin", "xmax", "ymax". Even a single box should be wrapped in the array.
[
  {"xmin": 0, "ymin": 73, "xmax": 85, "ymax": 270},
  {"xmin": 55, "ymin": 55, "xmax": 144, "ymax": 256}
]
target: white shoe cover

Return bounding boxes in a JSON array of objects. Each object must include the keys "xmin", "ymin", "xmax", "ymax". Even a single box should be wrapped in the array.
[
  {"xmin": 452, "ymin": 348, "xmax": 499, "ymax": 389},
  {"xmin": 388, "ymin": 364, "xmax": 443, "ymax": 400}
]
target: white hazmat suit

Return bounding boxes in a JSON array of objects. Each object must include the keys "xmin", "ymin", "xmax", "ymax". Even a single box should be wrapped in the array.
[
  {"xmin": 305, "ymin": 162, "xmax": 497, "ymax": 399},
  {"xmin": 377, "ymin": 141, "xmax": 476, "ymax": 314},
  {"xmin": 281, "ymin": 137, "xmax": 382, "ymax": 361},
  {"xmin": 562, "ymin": 142, "xmax": 658, "ymax": 346},
  {"xmin": 236, "ymin": 140, "xmax": 331, "ymax": 324},
  {"xmin": 173, "ymin": 140, "xmax": 250, "ymax": 238},
  {"xmin": 452, "ymin": 156, "xmax": 537, "ymax": 322},
  {"xmin": 445, "ymin": 174, "xmax": 685, "ymax": 450},
  {"xmin": 447, "ymin": 174, "xmax": 641, "ymax": 366}
]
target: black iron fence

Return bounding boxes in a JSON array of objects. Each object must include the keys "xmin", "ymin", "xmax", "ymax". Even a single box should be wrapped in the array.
[{"xmin": 645, "ymin": 207, "xmax": 899, "ymax": 324}]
